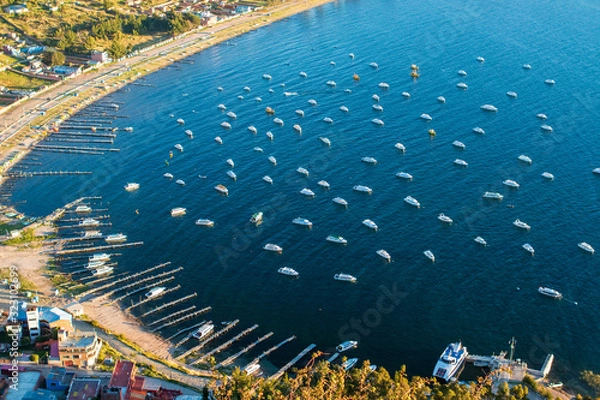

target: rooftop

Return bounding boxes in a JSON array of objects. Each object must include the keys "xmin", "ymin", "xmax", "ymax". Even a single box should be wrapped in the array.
[
  {"xmin": 67, "ymin": 378, "xmax": 102, "ymax": 400},
  {"xmin": 109, "ymin": 359, "xmax": 136, "ymax": 388}
]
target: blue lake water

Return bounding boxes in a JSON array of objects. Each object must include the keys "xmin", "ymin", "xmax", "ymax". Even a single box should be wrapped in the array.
[{"xmin": 9, "ymin": 0, "xmax": 600, "ymax": 380}]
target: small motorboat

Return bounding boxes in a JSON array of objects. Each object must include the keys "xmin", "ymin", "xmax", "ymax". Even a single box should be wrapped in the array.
[
  {"xmin": 477, "ymin": 56, "xmax": 485, "ymax": 62},
  {"xmin": 318, "ymin": 180, "xmax": 330, "ymax": 189},
  {"xmin": 215, "ymin": 136, "xmax": 223, "ymax": 144},
  {"xmin": 503, "ymin": 179, "xmax": 520, "ymax": 188},
  {"xmin": 538, "ymin": 286, "xmax": 562, "ymax": 299},
  {"xmin": 308, "ymin": 99, "xmax": 318, "ymax": 106},
  {"xmin": 296, "ymin": 167, "xmax": 309, "ymax": 177},
  {"xmin": 424, "ymin": 250, "xmax": 435, "ymax": 262},
  {"xmin": 268, "ymin": 156, "xmax": 277, "ymax": 165},
  {"xmin": 452, "ymin": 140, "xmax": 466, "ymax": 149},
  {"xmin": 299, "ymin": 188, "xmax": 315, "ymax": 197},
  {"xmin": 542, "ymin": 172, "xmax": 554, "ymax": 180},
  {"xmin": 336, "ymin": 340, "xmax": 358, "ymax": 352},
  {"xmin": 195, "ymin": 219, "xmax": 215, "ymax": 227},
  {"xmin": 404, "ymin": 195, "xmax": 420, "ymax": 207},
  {"xmin": 278, "ymin": 267, "xmax": 299, "ymax": 276},
  {"xmin": 339, "ymin": 106, "xmax": 349, "ymax": 113},
  {"xmin": 299, "ymin": 71, "xmax": 308, "ymax": 78},
  {"xmin": 523, "ymin": 243, "xmax": 535, "ymax": 255},
  {"xmin": 215, "ymin": 184, "xmax": 228, "ymax": 195},
  {"xmin": 362, "ymin": 219, "xmax": 378, "ymax": 231},
  {"xmin": 263, "ymin": 175, "xmax": 273, "ymax": 184},
  {"xmin": 396, "ymin": 172, "xmax": 413, "ymax": 180},
  {"xmin": 163, "ymin": 173, "xmax": 173, "ymax": 179},
  {"xmin": 420, "ymin": 113, "xmax": 433, "ymax": 121},
  {"xmin": 217, "ymin": 104, "xmax": 227, "ymax": 110},
  {"xmin": 334, "ymin": 273, "xmax": 356, "ymax": 282},
  {"xmin": 332, "ymin": 197, "xmax": 348, "ymax": 207},
  {"xmin": 456, "ymin": 82, "xmax": 468, "ymax": 90},
  {"xmin": 326, "ymin": 80, "xmax": 336, "ymax": 87},
  {"xmin": 377, "ymin": 249, "xmax": 391, "ymax": 262},
  {"xmin": 342, "ymin": 358, "xmax": 358, "ymax": 371},
  {"xmin": 438, "ymin": 213, "xmax": 453, "ymax": 224},
  {"xmin": 170, "ymin": 207, "xmax": 187, "ymax": 217},
  {"xmin": 263, "ymin": 243, "xmax": 283, "ymax": 253},
  {"xmin": 253, "ymin": 147, "xmax": 263, "ymax": 152},
  {"xmin": 273, "ymin": 117, "xmax": 284, "ymax": 126},
  {"xmin": 220, "ymin": 121, "xmax": 231, "ymax": 129},
  {"xmin": 263, "ymin": 74, "xmax": 272, "ymax": 80},
  {"xmin": 369, "ymin": 62, "xmax": 379, "ymax": 68},
  {"xmin": 174, "ymin": 144, "xmax": 184, "ymax": 152},
  {"xmin": 353, "ymin": 185, "xmax": 372, "ymax": 194},
  {"xmin": 372, "ymin": 94, "xmax": 380, "ymax": 102},
  {"xmin": 320, "ymin": 137, "xmax": 331, "ymax": 146},
  {"xmin": 578, "ymin": 242, "xmax": 595, "ymax": 254},
  {"xmin": 541, "ymin": 124, "xmax": 553, "ymax": 132},
  {"xmin": 473, "ymin": 127, "xmax": 485, "ymax": 134},
  {"xmin": 536, "ymin": 113, "xmax": 548, "ymax": 120},
  {"xmin": 372, "ymin": 104, "xmax": 384, "ymax": 112},
  {"xmin": 185, "ymin": 129, "xmax": 193, "ymax": 138},
  {"xmin": 483, "ymin": 192, "xmax": 503, "ymax": 200},
  {"xmin": 226, "ymin": 111, "xmax": 237, "ymax": 119},
  {"xmin": 371, "ymin": 118, "xmax": 384, "ymax": 126},
  {"xmin": 323, "ymin": 117, "xmax": 334, "ymax": 124},
  {"xmin": 518, "ymin": 155, "xmax": 533, "ymax": 164},
  {"xmin": 454, "ymin": 159, "xmax": 468, "ymax": 167},
  {"xmin": 266, "ymin": 131, "xmax": 274, "ymax": 140},
  {"xmin": 248, "ymin": 125, "xmax": 258, "ymax": 134},
  {"xmin": 523, "ymin": 64, "xmax": 532, "ymax": 70},
  {"xmin": 175, "ymin": 179, "xmax": 185, "ymax": 186},
  {"xmin": 226, "ymin": 158, "xmax": 235, "ymax": 168},
  {"xmin": 474, "ymin": 236, "xmax": 487, "ymax": 246},
  {"xmin": 243, "ymin": 86, "xmax": 251, "ymax": 92},
  {"xmin": 457, "ymin": 70, "xmax": 467, "ymax": 76},
  {"xmin": 378, "ymin": 82, "xmax": 390, "ymax": 89},
  {"xmin": 227, "ymin": 170, "xmax": 237, "ymax": 180},
  {"xmin": 295, "ymin": 109, "xmax": 305, "ymax": 117},
  {"xmin": 361, "ymin": 156, "xmax": 377, "ymax": 164},
  {"xmin": 293, "ymin": 124, "xmax": 302, "ymax": 133},
  {"xmin": 544, "ymin": 79, "xmax": 556, "ymax": 85},
  {"xmin": 513, "ymin": 219, "xmax": 531, "ymax": 230},
  {"xmin": 437, "ymin": 96, "xmax": 446, "ymax": 103},
  {"xmin": 395, "ymin": 142, "xmax": 406, "ymax": 152},
  {"xmin": 507, "ymin": 91, "xmax": 517, "ymax": 98},
  {"xmin": 292, "ymin": 217, "xmax": 313, "ymax": 227},
  {"xmin": 327, "ymin": 235, "xmax": 348, "ymax": 245}
]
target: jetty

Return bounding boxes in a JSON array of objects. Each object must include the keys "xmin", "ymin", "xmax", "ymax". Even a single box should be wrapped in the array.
[
  {"xmin": 124, "ymin": 284, "xmax": 181, "ymax": 311},
  {"xmin": 76, "ymin": 262, "xmax": 170, "ymax": 297},
  {"xmin": 110, "ymin": 276, "xmax": 176, "ymax": 303},
  {"xmin": 269, "ymin": 343, "xmax": 317, "ymax": 380},
  {"xmin": 175, "ymin": 320, "xmax": 240, "ymax": 360},
  {"xmin": 242, "ymin": 335, "xmax": 296, "ymax": 371},
  {"xmin": 150, "ymin": 306, "xmax": 211, "ymax": 332},
  {"xmin": 213, "ymin": 332, "xmax": 274, "ymax": 369},
  {"xmin": 147, "ymin": 305, "xmax": 196, "ymax": 327},
  {"xmin": 140, "ymin": 293, "xmax": 198, "ymax": 317},
  {"xmin": 93, "ymin": 267, "xmax": 183, "ymax": 299},
  {"xmin": 172, "ymin": 320, "xmax": 208, "ymax": 347},
  {"xmin": 53, "ymin": 241, "xmax": 143, "ymax": 256},
  {"xmin": 190, "ymin": 324, "xmax": 259, "ymax": 365}
]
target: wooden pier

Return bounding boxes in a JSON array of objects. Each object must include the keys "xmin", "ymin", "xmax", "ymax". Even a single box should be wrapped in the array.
[
  {"xmin": 58, "ymin": 222, "xmax": 112, "ymax": 230},
  {"xmin": 60, "ymin": 215, "xmax": 110, "ymax": 223},
  {"xmin": 172, "ymin": 321, "xmax": 208, "ymax": 347},
  {"xmin": 213, "ymin": 332, "xmax": 274, "ymax": 370},
  {"xmin": 242, "ymin": 335, "xmax": 296, "ymax": 371},
  {"xmin": 190, "ymin": 324, "xmax": 259, "ymax": 366},
  {"xmin": 76, "ymin": 262, "xmax": 170, "ymax": 297},
  {"xmin": 140, "ymin": 293, "xmax": 197, "ymax": 318},
  {"xmin": 167, "ymin": 320, "xmax": 207, "ymax": 343},
  {"xmin": 150, "ymin": 306, "xmax": 211, "ymax": 332},
  {"xmin": 269, "ymin": 344, "xmax": 317, "ymax": 381},
  {"xmin": 175, "ymin": 320, "xmax": 239, "ymax": 360},
  {"xmin": 147, "ymin": 305, "xmax": 196, "ymax": 327},
  {"xmin": 53, "ymin": 241, "xmax": 144, "ymax": 256},
  {"xmin": 5, "ymin": 171, "xmax": 93, "ymax": 178},
  {"xmin": 110, "ymin": 276, "xmax": 176, "ymax": 303},
  {"xmin": 124, "ymin": 285, "xmax": 181, "ymax": 311},
  {"xmin": 94, "ymin": 267, "xmax": 183, "ymax": 299}
]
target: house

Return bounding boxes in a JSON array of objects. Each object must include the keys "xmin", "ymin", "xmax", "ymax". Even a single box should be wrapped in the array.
[
  {"xmin": 105, "ymin": 360, "xmax": 136, "ymax": 399},
  {"xmin": 46, "ymin": 366, "xmax": 75, "ymax": 392},
  {"xmin": 4, "ymin": 4, "xmax": 29, "ymax": 14},
  {"xmin": 235, "ymin": 5, "xmax": 253, "ymax": 13},
  {"xmin": 25, "ymin": 305, "xmax": 40, "ymax": 340},
  {"xmin": 64, "ymin": 301, "xmax": 84, "ymax": 317},
  {"xmin": 58, "ymin": 329, "xmax": 102, "ymax": 368},
  {"xmin": 67, "ymin": 378, "xmax": 102, "ymax": 400},
  {"xmin": 91, "ymin": 50, "xmax": 109, "ymax": 63},
  {"xmin": 53, "ymin": 65, "xmax": 82, "ymax": 77},
  {"xmin": 199, "ymin": 11, "xmax": 218, "ymax": 25},
  {"xmin": 22, "ymin": 60, "xmax": 45, "ymax": 74},
  {"xmin": 40, "ymin": 306, "xmax": 73, "ymax": 331}
]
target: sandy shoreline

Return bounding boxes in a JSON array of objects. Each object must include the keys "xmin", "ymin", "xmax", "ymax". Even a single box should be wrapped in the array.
[{"xmin": 0, "ymin": 0, "xmax": 333, "ymax": 380}]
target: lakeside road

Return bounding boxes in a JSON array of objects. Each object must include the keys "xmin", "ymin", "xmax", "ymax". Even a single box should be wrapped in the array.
[{"xmin": 0, "ymin": 0, "xmax": 333, "ymax": 166}]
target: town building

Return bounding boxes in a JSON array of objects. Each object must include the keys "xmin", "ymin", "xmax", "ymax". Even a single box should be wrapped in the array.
[
  {"xmin": 46, "ymin": 366, "xmax": 75, "ymax": 391},
  {"xmin": 67, "ymin": 378, "xmax": 102, "ymax": 400},
  {"xmin": 58, "ymin": 329, "xmax": 102, "ymax": 368}
]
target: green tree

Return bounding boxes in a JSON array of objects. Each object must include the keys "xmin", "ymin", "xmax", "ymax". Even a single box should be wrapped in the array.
[
  {"xmin": 42, "ymin": 50, "xmax": 66, "ymax": 66},
  {"xmin": 581, "ymin": 370, "xmax": 600, "ymax": 395},
  {"xmin": 29, "ymin": 354, "xmax": 39, "ymax": 363}
]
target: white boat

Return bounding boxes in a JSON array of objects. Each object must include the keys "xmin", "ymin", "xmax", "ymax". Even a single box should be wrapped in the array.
[
  {"xmin": 474, "ymin": 236, "xmax": 487, "ymax": 246},
  {"xmin": 253, "ymin": 147, "xmax": 263, "ymax": 153},
  {"xmin": 332, "ymin": 197, "xmax": 348, "ymax": 207},
  {"xmin": 299, "ymin": 71, "xmax": 308, "ymax": 78},
  {"xmin": 86, "ymin": 260, "xmax": 106, "ymax": 270},
  {"xmin": 594, "ymin": 168, "xmax": 600, "ymax": 175},
  {"xmin": 226, "ymin": 111, "xmax": 237, "ymax": 119},
  {"xmin": 340, "ymin": 106, "xmax": 349, "ymax": 113},
  {"xmin": 457, "ymin": 70, "xmax": 467, "ymax": 76},
  {"xmin": 79, "ymin": 218, "xmax": 100, "ymax": 227},
  {"xmin": 246, "ymin": 125, "xmax": 257, "ymax": 134},
  {"xmin": 438, "ymin": 96, "xmax": 446, "ymax": 103},
  {"xmin": 372, "ymin": 94, "xmax": 380, "ymax": 102},
  {"xmin": 369, "ymin": 62, "xmax": 379, "ymax": 68},
  {"xmin": 263, "ymin": 175, "xmax": 273, "ymax": 184},
  {"xmin": 353, "ymin": 185, "xmax": 373, "ymax": 194},
  {"xmin": 308, "ymin": 99, "xmax": 318, "ymax": 106},
  {"xmin": 244, "ymin": 363, "xmax": 261, "ymax": 376},
  {"xmin": 361, "ymin": 157, "xmax": 377, "ymax": 164},
  {"xmin": 170, "ymin": 207, "xmax": 186, "ymax": 217},
  {"xmin": 300, "ymin": 188, "xmax": 315, "ymax": 197},
  {"xmin": 323, "ymin": 117, "xmax": 334, "ymax": 124},
  {"xmin": 452, "ymin": 140, "xmax": 466, "ymax": 149},
  {"xmin": 420, "ymin": 113, "xmax": 433, "ymax": 121},
  {"xmin": 295, "ymin": 109, "xmax": 305, "ymax": 117},
  {"xmin": 268, "ymin": 156, "xmax": 277, "ymax": 165},
  {"xmin": 523, "ymin": 243, "xmax": 535, "ymax": 255},
  {"xmin": 318, "ymin": 180, "xmax": 330, "ymax": 189},
  {"xmin": 92, "ymin": 266, "xmax": 114, "ymax": 276},
  {"xmin": 541, "ymin": 124, "xmax": 553, "ymax": 132},
  {"xmin": 344, "ymin": 89, "xmax": 352, "ymax": 93},
  {"xmin": 176, "ymin": 118, "xmax": 185, "ymax": 125},
  {"xmin": 330, "ymin": 61, "xmax": 335, "ymax": 66},
  {"xmin": 89, "ymin": 253, "xmax": 110, "ymax": 263},
  {"xmin": 105, "ymin": 233, "xmax": 127, "ymax": 243},
  {"xmin": 334, "ymin": 273, "xmax": 356, "ymax": 282},
  {"xmin": 342, "ymin": 358, "xmax": 358, "ymax": 371},
  {"xmin": 217, "ymin": 104, "xmax": 226, "ymax": 111},
  {"xmin": 192, "ymin": 323, "xmax": 215, "ymax": 339},
  {"xmin": 263, "ymin": 74, "xmax": 272, "ymax": 80},
  {"xmin": 372, "ymin": 104, "xmax": 384, "ymax": 112},
  {"xmin": 536, "ymin": 113, "xmax": 548, "ymax": 120},
  {"xmin": 378, "ymin": 82, "xmax": 390, "ymax": 89},
  {"xmin": 483, "ymin": 192, "xmax": 503, "ymax": 200},
  {"xmin": 433, "ymin": 342, "xmax": 468, "ymax": 382},
  {"xmin": 523, "ymin": 64, "xmax": 532, "ymax": 70},
  {"xmin": 124, "ymin": 182, "xmax": 140, "ymax": 192},
  {"xmin": 227, "ymin": 170, "xmax": 237, "ymax": 180},
  {"xmin": 396, "ymin": 172, "xmax": 413, "ymax": 180},
  {"xmin": 327, "ymin": 235, "xmax": 348, "ymax": 244},
  {"xmin": 404, "ymin": 196, "xmax": 420, "ymax": 208},
  {"xmin": 503, "ymin": 179, "xmax": 520, "ymax": 188},
  {"xmin": 220, "ymin": 121, "xmax": 231, "ymax": 129},
  {"xmin": 75, "ymin": 205, "xmax": 92, "ymax": 213},
  {"xmin": 472, "ymin": 127, "xmax": 485, "ymax": 134},
  {"xmin": 544, "ymin": 79, "xmax": 556, "ymax": 85},
  {"xmin": 377, "ymin": 249, "xmax": 391, "ymax": 262},
  {"xmin": 349, "ymin": 53, "xmax": 355, "ymax": 58},
  {"xmin": 507, "ymin": 91, "xmax": 517, "ymax": 98},
  {"xmin": 542, "ymin": 172, "xmax": 554, "ymax": 180},
  {"xmin": 226, "ymin": 158, "xmax": 234, "ymax": 168},
  {"xmin": 320, "ymin": 137, "xmax": 331, "ymax": 146},
  {"xmin": 123, "ymin": 126, "xmax": 133, "ymax": 132},
  {"xmin": 297, "ymin": 167, "xmax": 309, "ymax": 176},
  {"xmin": 215, "ymin": 184, "xmax": 228, "ymax": 195},
  {"xmin": 454, "ymin": 159, "xmax": 468, "ymax": 167},
  {"xmin": 371, "ymin": 118, "xmax": 384, "ymax": 126},
  {"xmin": 195, "ymin": 219, "xmax": 215, "ymax": 227},
  {"xmin": 337, "ymin": 340, "xmax": 358, "ymax": 352},
  {"xmin": 293, "ymin": 217, "xmax": 313, "ymax": 227},
  {"xmin": 145, "ymin": 287, "xmax": 166, "ymax": 299},
  {"xmin": 480, "ymin": 104, "xmax": 498, "ymax": 113},
  {"xmin": 266, "ymin": 131, "xmax": 274, "ymax": 140},
  {"xmin": 518, "ymin": 155, "xmax": 533, "ymax": 164},
  {"xmin": 438, "ymin": 213, "xmax": 453, "ymax": 224},
  {"xmin": 283, "ymin": 91, "xmax": 298, "ymax": 96},
  {"xmin": 293, "ymin": 124, "xmax": 302, "ymax": 133},
  {"xmin": 538, "ymin": 286, "xmax": 562, "ymax": 299},
  {"xmin": 424, "ymin": 250, "xmax": 435, "ymax": 262},
  {"xmin": 513, "ymin": 219, "xmax": 531, "ymax": 230},
  {"xmin": 278, "ymin": 267, "xmax": 299, "ymax": 276},
  {"xmin": 243, "ymin": 86, "xmax": 251, "ymax": 92},
  {"xmin": 578, "ymin": 242, "xmax": 595, "ymax": 254},
  {"xmin": 163, "ymin": 173, "xmax": 174, "ymax": 179},
  {"xmin": 477, "ymin": 56, "xmax": 485, "ymax": 62},
  {"xmin": 395, "ymin": 142, "xmax": 406, "ymax": 152},
  {"xmin": 263, "ymin": 243, "xmax": 283, "ymax": 253},
  {"xmin": 456, "ymin": 82, "xmax": 468, "ymax": 90},
  {"xmin": 83, "ymin": 230, "xmax": 102, "ymax": 239},
  {"xmin": 273, "ymin": 117, "xmax": 284, "ymax": 126},
  {"xmin": 362, "ymin": 219, "xmax": 378, "ymax": 231},
  {"xmin": 175, "ymin": 179, "xmax": 185, "ymax": 186},
  {"xmin": 250, "ymin": 212, "xmax": 263, "ymax": 224},
  {"xmin": 326, "ymin": 80, "xmax": 336, "ymax": 87}
]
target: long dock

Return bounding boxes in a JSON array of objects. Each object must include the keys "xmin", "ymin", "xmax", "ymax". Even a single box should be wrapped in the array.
[
  {"xmin": 5, "ymin": 171, "xmax": 93, "ymax": 178},
  {"xmin": 172, "ymin": 321, "xmax": 208, "ymax": 347},
  {"xmin": 190, "ymin": 325, "xmax": 259, "ymax": 365},
  {"xmin": 76, "ymin": 262, "xmax": 170, "ymax": 297},
  {"xmin": 242, "ymin": 335, "xmax": 296, "ymax": 371},
  {"xmin": 140, "ymin": 293, "xmax": 197, "ymax": 318},
  {"xmin": 124, "ymin": 285, "xmax": 181, "ymax": 311},
  {"xmin": 150, "ymin": 306, "xmax": 211, "ymax": 332},
  {"xmin": 110, "ymin": 276, "xmax": 176, "ymax": 303},
  {"xmin": 95, "ymin": 267, "xmax": 183, "ymax": 299},
  {"xmin": 147, "ymin": 305, "xmax": 196, "ymax": 327},
  {"xmin": 167, "ymin": 320, "xmax": 207, "ymax": 343},
  {"xmin": 54, "ymin": 241, "xmax": 143, "ymax": 256},
  {"xmin": 175, "ymin": 320, "xmax": 239, "ymax": 360},
  {"xmin": 213, "ymin": 332, "xmax": 274, "ymax": 370},
  {"xmin": 269, "ymin": 344, "xmax": 317, "ymax": 381}
]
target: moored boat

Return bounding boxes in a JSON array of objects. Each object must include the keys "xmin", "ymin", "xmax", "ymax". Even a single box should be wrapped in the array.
[
  {"xmin": 145, "ymin": 286, "xmax": 166, "ymax": 299},
  {"xmin": 75, "ymin": 205, "xmax": 92, "ymax": 213},
  {"xmin": 227, "ymin": 170, "xmax": 237, "ymax": 180},
  {"xmin": 472, "ymin": 127, "xmax": 485, "ymax": 134},
  {"xmin": 79, "ymin": 218, "xmax": 100, "ymax": 227},
  {"xmin": 353, "ymin": 185, "xmax": 372, "ymax": 194},
  {"xmin": 195, "ymin": 219, "xmax": 215, "ymax": 227},
  {"xmin": 362, "ymin": 219, "xmax": 378, "ymax": 231},
  {"xmin": 268, "ymin": 156, "xmax": 277, "ymax": 165},
  {"xmin": 542, "ymin": 172, "xmax": 554, "ymax": 180},
  {"xmin": 518, "ymin": 155, "xmax": 533, "ymax": 164},
  {"xmin": 438, "ymin": 213, "xmax": 453, "ymax": 224},
  {"xmin": 89, "ymin": 253, "xmax": 110, "ymax": 262},
  {"xmin": 361, "ymin": 156, "xmax": 377, "ymax": 164},
  {"xmin": 396, "ymin": 172, "xmax": 413, "ymax": 180},
  {"xmin": 266, "ymin": 131, "xmax": 274, "ymax": 140},
  {"xmin": 296, "ymin": 167, "xmax": 309, "ymax": 176},
  {"xmin": 452, "ymin": 140, "xmax": 466, "ymax": 149},
  {"xmin": 295, "ymin": 109, "xmax": 305, "ymax": 117},
  {"xmin": 424, "ymin": 250, "xmax": 435, "ymax": 262},
  {"xmin": 503, "ymin": 179, "xmax": 520, "ymax": 188},
  {"xmin": 371, "ymin": 118, "xmax": 384, "ymax": 126},
  {"xmin": 404, "ymin": 195, "xmax": 420, "ymax": 207},
  {"xmin": 192, "ymin": 323, "xmax": 215, "ymax": 339},
  {"xmin": 300, "ymin": 188, "xmax": 315, "ymax": 197},
  {"xmin": 523, "ymin": 243, "xmax": 535, "ymax": 255},
  {"xmin": 456, "ymin": 82, "xmax": 468, "ymax": 90},
  {"xmin": 174, "ymin": 144, "xmax": 183, "ymax": 152},
  {"xmin": 318, "ymin": 180, "xmax": 330, "ymax": 189},
  {"xmin": 263, "ymin": 243, "xmax": 283, "ymax": 253},
  {"xmin": 420, "ymin": 113, "xmax": 433, "ymax": 121},
  {"xmin": 327, "ymin": 235, "xmax": 347, "ymax": 244},
  {"xmin": 334, "ymin": 273, "xmax": 356, "ymax": 282},
  {"xmin": 578, "ymin": 242, "xmax": 595, "ymax": 254},
  {"xmin": 292, "ymin": 217, "xmax": 312, "ymax": 227},
  {"xmin": 513, "ymin": 219, "xmax": 531, "ymax": 230},
  {"xmin": 248, "ymin": 125, "xmax": 258, "ymax": 134},
  {"xmin": 263, "ymin": 175, "xmax": 273, "ymax": 184},
  {"xmin": 170, "ymin": 207, "xmax": 186, "ymax": 217},
  {"xmin": 454, "ymin": 159, "xmax": 468, "ymax": 167},
  {"xmin": 433, "ymin": 342, "xmax": 468, "ymax": 382},
  {"xmin": 220, "ymin": 121, "xmax": 231, "ymax": 129},
  {"xmin": 480, "ymin": 104, "xmax": 498, "ymax": 112},
  {"xmin": 332, "ymin": 197, "xmax": 348, "ymax": 207},
  {"xmin": 226, "ymin": 158, "xmax": 235, "ymax": 168},
  {"xmin": 320, "ymin": 137, "xmax": 331, "ymax": 146},
  {"xmin": 278, "ymin": 267, "xmax": 299, "ymax": 276},
  {"xmin": 377, "ymin": 249, "xmax": 391, "ymax": 262},
  {"xmin": 92, "ymin": 266, "xmax": 114, "ymax": 276},
  {"xmin": 175, "ymin": 179, "xmax": 185, "ymax": 186},
  {"xmin": 163, "ymin": 173, "xmax": 174, "ymax": 179},
  {"xmin": 337, "ymin": 340, "xmax": 358, "ymax": 352},
  {"xmin": 273, "ymin": 117, "xmax": 284, "ymax": 126},
  {"xmin": 395, "ymin": 142, "xmax": 406, "ymax": 152},
  {"xmin": 541, "ymin": 124, "xmax": 553, "ymax": 132},
  {"xmin": 250, "ymin": 212, "xmax": 263, "ymax": 224},
  {"xmin": 215, "ymin": 184, "xmax": 228, "ymax": 195},
  {"xmin": 474, "ymin": 236, "xmax": 487, "ymax": 246},
  {"xmin": 483, "ymin": 192, "xmax": 503, "ymax": 200},
  {"xmin": 124, "ymin": 182, "xmax": 140, "ymax": 192},
  {"xmin": 105, "ymin": 233, "xmax": 127, "ymax": 243},
  {"xmin": 538, "ymin": 286, "xmax": 562, "ymax": 299},
  {"xmin": 342, "ymin": 358, "xmax": 358, "ymax": 371}
]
